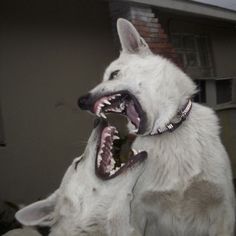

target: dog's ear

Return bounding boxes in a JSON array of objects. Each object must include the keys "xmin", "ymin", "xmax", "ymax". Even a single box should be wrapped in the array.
[
  {"xmin": 117, "ymin": 18, "xmax": 150, "ymax": 55},
  {"xmin": 15, "ymin": 190, "xmax": 58, "ymax": 226}
]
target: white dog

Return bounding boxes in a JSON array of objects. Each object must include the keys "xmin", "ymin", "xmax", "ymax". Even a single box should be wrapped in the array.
[
  {"xmin": 15, "ymin": 119, "xmax": 147, "ymax": 236},
  {"xmin": 78, "ymin": 19, "xmax": 235, "ymax": 235},
  {"xmin": 3, "ymin": 227, "xmax": 41, "ymax": 236}
]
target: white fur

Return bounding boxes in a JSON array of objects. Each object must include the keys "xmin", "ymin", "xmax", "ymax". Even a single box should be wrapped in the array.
[
  {"xmin": 88, "ymin": 19, "xmax": 235, "ymax": 235},
  {"xmin": 3, "ymin": 227, "xmax": 41, "ymax": 236},
  {"xmin": 16, "ymin": 126, "xmax": 145, "ymax": 236},
  {"xmin": 16, "ymin": 18, "xmax": 235, "ymax": 236}
]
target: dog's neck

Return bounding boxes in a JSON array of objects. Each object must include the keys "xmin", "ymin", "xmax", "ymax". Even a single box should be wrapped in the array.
[{"xmin": 150, "ymin": 99, "xmax": 192, "ymax": 136}]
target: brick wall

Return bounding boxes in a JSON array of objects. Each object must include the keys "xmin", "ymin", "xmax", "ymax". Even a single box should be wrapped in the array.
[{"xmin": 109, "ymin": 2, "xmax": 183, "ymax": 68}]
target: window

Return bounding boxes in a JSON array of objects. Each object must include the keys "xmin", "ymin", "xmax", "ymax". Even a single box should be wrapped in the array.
[
  {"xmin": 216, "ymin": 79, "xmax": 232, "ymax": 104},
  {"xmin": 171, "ymin": 33, "xmax": 213, "ymax": 78}
]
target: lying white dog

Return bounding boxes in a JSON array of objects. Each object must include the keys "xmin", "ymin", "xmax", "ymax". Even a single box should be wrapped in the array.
[
  {"xmin": 3, "ymin": 227, "xmax": 41, "ymax": 236},
  {"xmin": 16, "ymin": 119, "xmax": 147, "ymax": 236},
  {"xmin": 78, "ymin": 18, "xmax": 235, "ymax": 235}
]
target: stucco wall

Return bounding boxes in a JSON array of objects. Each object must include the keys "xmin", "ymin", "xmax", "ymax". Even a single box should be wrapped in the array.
[
  {"xmin": 217, "ymin": 110, "xmax": 236, "ymax": 176},
  {"xmin": 211, "ymin": 31, "xmax": 236, "ymax": 77},
  {"xmin": 0, "ymin": 0, "xmax": 117, "ymax": 203}
]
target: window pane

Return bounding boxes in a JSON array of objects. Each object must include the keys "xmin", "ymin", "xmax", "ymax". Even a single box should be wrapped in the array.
[
  {"xmin": 183, "ymin": 35, "xmax": 195, "ymax": 50},
  {"xmin": 186, "ymin": 53, "xmax": 198, "ymax": 67},
  {"xmin": 197, "ymin": 37, "xmax": 210, "ymax": 67},
  {"xmin": 172, "ymin": 35, "xmax": 182, "ymax": 49},
  {"xmin": 216, "ymin": 79, "xmax": 232, "ymax": 104},
  {"xmin": 177, "ymin": 53, "xmax": 185, "ymax": 66}
]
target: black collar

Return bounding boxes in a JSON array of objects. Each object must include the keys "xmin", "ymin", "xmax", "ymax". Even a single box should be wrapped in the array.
[{"xmin": 150, "ymin": 100, "xmax": 192, "ymax": 136}]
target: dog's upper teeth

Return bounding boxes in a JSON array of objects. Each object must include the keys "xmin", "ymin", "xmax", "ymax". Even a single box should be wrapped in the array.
[
  {"xmin": 96, "ymin": 107, "xmax": 101, "ymax": 116},
  {"xmin": 100, "ymin": 113, "xmax": 107, "ymax": 119},
  {"xmin": 120, "ymin": 102, "xmax": 125, "ymax": 110},
  {"xmin": 104, "ymin": 99, "xmax": 111, "ymax": 105},
  {"xmin": 104, "ymin": 133, "xmax": 110, "ymax": 138},
  {"xmin": 113, "ymin": 135, "xmax": 120, "ymax": 140},
  {"xmin": 109, "ymin": 94, "xmax": 121, "ymax": 100}
]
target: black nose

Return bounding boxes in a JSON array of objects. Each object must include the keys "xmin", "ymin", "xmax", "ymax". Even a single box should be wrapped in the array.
[{"xmin": 78, "ymin": 93, "xmax": 91, "ymax": 110}]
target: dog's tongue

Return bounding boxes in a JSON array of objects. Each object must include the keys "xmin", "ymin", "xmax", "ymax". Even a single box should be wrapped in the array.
[{"xmin": 126, "ymin": 100, "xmax": 140, "ymax": 128}]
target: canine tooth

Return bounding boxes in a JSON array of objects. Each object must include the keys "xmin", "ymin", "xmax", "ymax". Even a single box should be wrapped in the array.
[
  {"xmin": 96, "ymin": 107, "xmax": 101, "ymax": 116},
  {"xmin": 113, "ymin": 135, "xmax": 120, "ymax": 140},
  {"xmin": 132, "ymin": 149, "xmax": 138, "ymax": 155},
  {"xmin": 132, "ymin": 128, "xmax": 138, "ymax": 133},
  {"xmin": 100, "ymin": 113, "xmax": 107, "ymax": 119},
  {"xmin": 104, "ymin": 133, "xmax": 110, "ymax": 138},
  {"xmin": 104, "ymin": 100, "xmax": 111, "ymax": 105},
  {"xmin": 120, "ymin": 102, "xmax": 125, "ymax": 108}
]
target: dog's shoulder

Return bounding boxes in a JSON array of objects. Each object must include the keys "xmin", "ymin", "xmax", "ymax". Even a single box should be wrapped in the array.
[{"xmin": 189, "ymin": 103, "xmax": 220, "ymax": 135}]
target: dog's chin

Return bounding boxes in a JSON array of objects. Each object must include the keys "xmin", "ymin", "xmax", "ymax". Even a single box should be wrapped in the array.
[
  {"xmin": 92, "ymin": 90, "xmax": 147, "ymax": 135},
  {"xmin": 94, "ymin": 118, "xmax": 147, "ymax": 180}
]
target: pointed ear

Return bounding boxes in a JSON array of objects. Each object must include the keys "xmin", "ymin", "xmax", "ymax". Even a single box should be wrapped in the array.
[
  {"xmin": 117, "ymin": 18, "xmax": 150, "ymax": 55},
  {"xmin": 15, "ymin": 191, "xmax": 58, "ymax": 226}
]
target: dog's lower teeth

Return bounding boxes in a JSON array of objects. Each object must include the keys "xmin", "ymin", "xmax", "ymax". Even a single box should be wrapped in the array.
[{"xmin": 109, "ymin": 166, "xmax": 121, "ymax": 176}]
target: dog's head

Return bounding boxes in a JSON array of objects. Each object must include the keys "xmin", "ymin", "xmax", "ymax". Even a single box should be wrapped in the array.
[
  {"xmin": 78, "ymin": 19, "xmax": 196, "ymax": 135},
  {"xmin": 15, "ymin": 118, "xmax": 147, "ymax": 234}
]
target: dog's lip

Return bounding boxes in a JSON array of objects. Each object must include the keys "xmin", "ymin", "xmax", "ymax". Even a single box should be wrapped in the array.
[
  {"xmin": 91, "ymin": 90, "xmax": 147, "ymax": 135},
  {"xmin": 95, "ymin": 150, "xmax": 147, "ymax": 181},
  {"xmin": 95, "ymin": 118, "xmax": 147, "ymax": 180}
]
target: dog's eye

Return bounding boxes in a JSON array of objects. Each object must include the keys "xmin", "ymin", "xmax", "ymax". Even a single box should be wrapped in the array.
[{"xmin": 108, "ymin": 70, "xmax": 120, "ymax": 80}]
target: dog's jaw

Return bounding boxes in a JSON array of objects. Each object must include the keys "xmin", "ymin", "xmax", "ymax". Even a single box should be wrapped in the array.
[{"xmin": 95, "ymin": 119, "xmax": 147, "ymax": 180}]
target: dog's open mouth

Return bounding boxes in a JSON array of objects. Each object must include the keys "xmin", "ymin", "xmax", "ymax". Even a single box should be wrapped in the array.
[
  {"xmin": 93, "ymin": 91, "xmax": 146, "ymax": 134},
  {"xmin": 96, "ymin": 119, "xmax": 147, "ymax": 180}
]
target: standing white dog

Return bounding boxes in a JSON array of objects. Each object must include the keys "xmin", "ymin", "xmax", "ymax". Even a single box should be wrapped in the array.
[
  {"xmin": 16, "ymin": 119, "xmax": 147, "ymax": 236},
  {"xmin": 78, "ymin": 18, "xmax": 235, "ymax": 235}
]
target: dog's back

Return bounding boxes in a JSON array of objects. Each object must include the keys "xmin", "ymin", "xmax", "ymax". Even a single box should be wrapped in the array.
[{"xmin": 131, "ymin": 103, "xmax": 235, "ymax": 236}]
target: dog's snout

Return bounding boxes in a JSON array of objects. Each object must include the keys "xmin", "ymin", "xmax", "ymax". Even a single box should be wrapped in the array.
[{"xmin": 78, "ymin": 93, "xmax": 91, "ymax": 110}]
